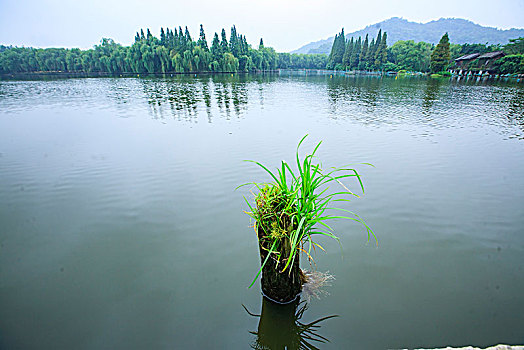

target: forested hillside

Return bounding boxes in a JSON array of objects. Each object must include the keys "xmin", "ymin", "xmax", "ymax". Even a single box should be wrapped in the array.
[{"xmin": 293, "ymin": 17, "xmax": 524, "ymax": 54}]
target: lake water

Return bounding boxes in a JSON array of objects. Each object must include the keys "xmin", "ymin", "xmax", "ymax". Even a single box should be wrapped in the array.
[{"xmin": 0, "ymin": 73, "xmax": 523, "ymax": 349}]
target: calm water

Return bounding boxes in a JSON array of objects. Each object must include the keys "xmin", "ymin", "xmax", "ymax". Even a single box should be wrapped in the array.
[{"xmin": 0, "ymin": 73, "xmax": 523, "ymax": 349}]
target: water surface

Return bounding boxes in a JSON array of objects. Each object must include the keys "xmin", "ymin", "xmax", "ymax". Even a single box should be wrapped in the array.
[{"xmin": 1, "ymin": 73, "xmax": 523, "ymax": 349}]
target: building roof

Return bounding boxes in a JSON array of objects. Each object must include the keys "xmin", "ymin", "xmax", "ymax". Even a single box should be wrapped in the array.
[
  {"xmin": 455, "ymin": 53, "xmax": 480, "ymax": 61},
  {"xmin": 478, "ymin": 51, "xmax": 505, "ymax": 59}
]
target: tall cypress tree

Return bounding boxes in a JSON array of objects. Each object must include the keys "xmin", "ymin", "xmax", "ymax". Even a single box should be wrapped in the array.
[
  {"xmin": 381, "ymin": 32, "xmax": 388, "ymax": 66},
  {"xmin": 239, "ymin": 35, "xmax": 248, "ymax": 56},
  {"xmin": 230, "ymin": 25, "xmax": 239, "ymax": 57},
  {"xmin": 342, "ymin": 37, "xmax": 353, "ymax": 69},
  {"xmin": 327, "ymin": 28, "xmax": 346, "ymax": 69},
  {"xmin": 374, "ymin": 30, "xmax": 382, "ymax": 54},
  {"xmin": 221, "ymin": 29, "xmax": 229, "ymax": 53},
  {"xmin": 327, "ymin": 33, "xmax": 338, "ymax": 69},
  {"xmin": 166, "ymin": 28, "xmax": 174, "ymax": 49},
  {"xmin": 198, "ymin": 24, "xmax": 209, "ymax": 51},
  {"xmin": 160, "ymin": 28, "xmax": 166, "ymax": 46},
  {"xmin": 173, "ymin": 28, "xmax": 180, "ymax": 50},
  {"xmin": 334, "ymin": 28, "xmax": 346, "ymax": 66},
  {"xmin": 178, "ymin": 26, "xmax": 185, "ymax": 50},
  {"xmin": 430, "ymin": 33, "xmax": 450, "ymax": 73},
  {"xmin": 211, "ymin": 32, "xmax": 221, "ymax": 60},
  {"xmin": 259, "ymin": 38, "xmax": 264, "ymax": 49},
  {"xmin": 366, "ymin": 38, "xmax": 375, "ymax": 69},
  {"xmin": 350, "ymin": 37, "xmax": 361, "ymax": 69},
  {"xmin": 359, "ymin": 34, "xmax": 368, "ymax": 70},
  {"xmin": 374, "ymin": 32, "xmax": 387, "ymax": 69},
  {"xmin": 184, "ymin": 27, "xmax": 192, "ymax": 45},
  {"xmin": 371, "ymin": 30, "xmax": 382, "ymax": 69}
]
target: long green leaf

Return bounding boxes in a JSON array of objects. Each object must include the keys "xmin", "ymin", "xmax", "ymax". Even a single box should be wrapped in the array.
[{"xmin": 249, "ymin": 240, "xmax": 277, "ymax": 289}]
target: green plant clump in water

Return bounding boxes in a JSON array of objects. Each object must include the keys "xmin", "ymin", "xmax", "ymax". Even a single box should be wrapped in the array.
[{"xmin": 241, "ymin": 135, "xmax": 376, "ymax": 288}]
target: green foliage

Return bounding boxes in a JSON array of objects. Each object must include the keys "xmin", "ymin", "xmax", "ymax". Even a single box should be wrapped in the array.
[
  {"xmin": 326, "ymin": 30, "xmax": 389, "ymax": 71},
  {"xmin": 374, "ymin": 31, "xmax": 388, "ymax": 70},
  {"xmin": 322, "ymin": 28, "xmax": 521, "ymax": 74},
  {"xmin": 241, "ymin": 136, "xmax": 375, "ymax": 287},
  {"xmin": 503, "ymin": 37, "xmax": 524, "ymax": 55},
  {"xmin": 358, "ymin": 34, "xmax": 369, "ymax": 70},
  {"xmin": 449, "ymin": 43, "xmax": 462, "ymax": 60},
  {"xmin": 342, "ymin": 37, "xmax": 353, "ymax": 68},
  {"xmin": 458, "ymin": 42, "xmax": 500, "ymax": 57},
  {"xmin": 327, "ymin": 28, "xmax": 346, "ymax": 69},
  {"xmin": 388, "ymin": 40, "xmax": 433, "ymax": 72},
  {"xmin": 0, "ymin": 25, "xmax": 329, "ymax": 75},
  {"xmin": 277, "ymin": 53, "xmax": 328, "ymax": 69},
  {"xmin": 350, "ymin": 37, "xmax": 361, "ymax": 70},
  {"xmin": 492, "ymin": 54, "xmax": 524, "ymax": 74},
  {"xmin": 366, "ymin": 37, "xmax": 376, "ymax": 68},
  {"xmin": 383, "ymin": 62, "xmax": 398, "ymax": 72},
  {"xmin": 220, "ymin": 29, "xmax": 229, "ymax": 55},
  {"xmin": 197, "ymin": 25, "xmax": 209, "ymax": 52},
  {"xmin": 6, "ymin": 26, "xmax": 518, "ymax": 76},
  {"xmin": 430, "ymin": 33, "xmax": 451, "ymax": 73}
]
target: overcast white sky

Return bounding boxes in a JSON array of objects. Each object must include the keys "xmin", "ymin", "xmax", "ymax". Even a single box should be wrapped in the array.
[{"xmin": 0, "ymin": 0, "xmax": 522, "ymax": 52}]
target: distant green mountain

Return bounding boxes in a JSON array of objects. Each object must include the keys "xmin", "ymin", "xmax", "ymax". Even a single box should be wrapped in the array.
[{"xmin": 292, "ymin": 17, "xmax": 524, "ymax": 54}]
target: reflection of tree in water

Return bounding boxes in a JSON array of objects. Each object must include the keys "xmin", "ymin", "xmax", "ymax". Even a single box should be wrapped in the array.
[
  {"xmin": 251, "ymin": 73, "xmax": 278, "ymax": 108},
  {"xmin": 214, "ymin": 81, "xmax": 228, "ymax": 117},
  {"xmin": 212, "ymin": 74, "xmax": 275, "ymax": 119},
  {"xmin": 327, "ymin": 75, "xmax": 381, "ymax": 117},
  {"xmin": 244, "ymin": 297, "xmax": 337, "ymax": 350},
  {"xmin": 141, "ymin": 79, "xmax": 200, "ymax": 122},
  {"xmin": 168, "ymin": 84, "xmax": 200, "ymax": 119},
  {"xmin": 201, "ymin": 80, "xmax": 213, "ymax": 122},
  {"xmin": 422, "ymin": 78, "xmax": 442, "ymax": 115},
  {"xmin": 232, "ymin": 82, "xmax": 248, "ymax": 116},
  {"xmin": 140, "ymin": 75, "xmax": 262, "ymax": 121},
  {"xmin": 506, "ymin": 87, "xmax": 524, "ymax": 139}
]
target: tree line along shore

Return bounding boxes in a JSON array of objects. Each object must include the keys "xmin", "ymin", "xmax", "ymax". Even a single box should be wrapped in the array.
[
  {"xmin": 326, "ymin": 29, "xmax": 523, "ymax": 76},
  {"xmin": 0, "ymin": 25, "xmax": 522, "ymax": 76}
]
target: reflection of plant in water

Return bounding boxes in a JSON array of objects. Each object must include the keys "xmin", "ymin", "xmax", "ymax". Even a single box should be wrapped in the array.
[
  {"xmin": 142, "ymin": 80, "xmax": 200, "ymax": 120},
  {"xmin": 506, "ymin": 88, "xmax": 524, "ymax": 139},
  {"xmin": 138, "ymin": 75, "xmax": 262, "ymax": 121},
  {"xmin": 422, "ymin": 78, "xmax": 442, "ymax": 113},
  {"xmin": 244, "ymin": 298, "xmax": 338, "ymax": 350},
  {"xmin": 328, "ymin": 76, "xmax": 381, "ymax": 103},
  {"xmin": 231, "ymin": 82, "xmax": 248, "ymax": 115}
]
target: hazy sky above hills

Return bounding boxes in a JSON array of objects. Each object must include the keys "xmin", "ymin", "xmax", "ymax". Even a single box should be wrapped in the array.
[{"xmin": 0, "ymin": 0, "xmax": 522, "ymax": 52}]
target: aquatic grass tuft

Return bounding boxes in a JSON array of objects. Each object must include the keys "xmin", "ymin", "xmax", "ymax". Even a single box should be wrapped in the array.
[{"xmin": 240, "ymin": 135, "xmax": 376, "ymax": 290}]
